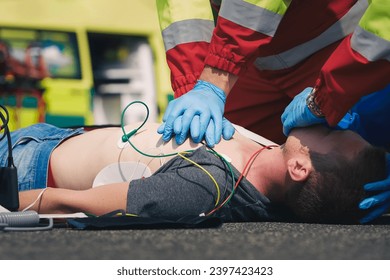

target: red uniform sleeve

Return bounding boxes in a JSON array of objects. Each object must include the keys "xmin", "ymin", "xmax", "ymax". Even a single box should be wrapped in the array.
[
  {"xmin": 166, "ymin": 42, "xmax": 210, "ymax": 97},
  {"xmin": 205, "ymin": 18, "xmax": 272, "ymax": 76},
  {"xmin": 164, "ymin": 0, "xmax": 289, "ymax": 96},
  {"xmin": 315, "ymin": 35, "xmax": 390, "ymax": 126}
]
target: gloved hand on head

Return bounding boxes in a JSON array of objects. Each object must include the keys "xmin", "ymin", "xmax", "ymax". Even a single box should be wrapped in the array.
[
  {"xmin": 282, "ymin": 87, "xmax": 390, "ymax": 223},
  {"xmin": 281, "ymin": 87, "xmax": 327, "ymax": 136},
  {"xmin": 359, "ymin": 153, "xmax": 390, "ymax": 223},
  {"xmin": 157, "ymin": 80, "xmax": 235, "ymax": 147}
]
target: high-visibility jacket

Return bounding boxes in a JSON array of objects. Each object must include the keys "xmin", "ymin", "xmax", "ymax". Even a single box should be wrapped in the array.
[{"xmin": 157, "ymin": 0, "xmax": 390, "ymax": 126}]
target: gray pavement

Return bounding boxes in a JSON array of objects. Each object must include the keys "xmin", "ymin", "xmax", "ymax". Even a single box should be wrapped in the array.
[{"xmin": 1, "ymin": 217, "xmax": 390, "ymax": 260}]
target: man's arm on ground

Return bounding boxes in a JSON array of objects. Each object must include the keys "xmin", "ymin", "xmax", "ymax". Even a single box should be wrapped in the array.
[{"xmin": 18, "ymin": 183, "xmax": 129, "ymax": 216}]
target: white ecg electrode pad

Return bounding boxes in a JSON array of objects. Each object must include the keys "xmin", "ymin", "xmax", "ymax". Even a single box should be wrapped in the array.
[
  {"xmin": 93, "ymin": 135, "xmax": 152, "ymax": 187},
  {"xmin": 92, "ymin": 161, "xmax": 152, "ymax": 188}
]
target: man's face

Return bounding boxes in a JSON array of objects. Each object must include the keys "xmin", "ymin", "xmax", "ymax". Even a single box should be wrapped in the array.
[{"xmin": 283, "ymin": 125, "xmax": 370, "ymax": 160}]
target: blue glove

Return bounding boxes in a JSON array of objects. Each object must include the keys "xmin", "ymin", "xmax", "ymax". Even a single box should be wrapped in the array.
[
  {"xmin": 359, "ymin": 153, "xmax": 390, "ymax": 223},
  {"xmin": 204, "ymin": 117, "xmax": 235, "ymax": 146},
  {"xmin": 158, "ymin": 116, "xmax": 235, "ymax": 147},
  {"xmin": 281, "ymin": 87, "xmax": 327, "ymax": 136},
  {"xmin": 157, "ymin": 80, "xmax": 231, "ymax": 147}
]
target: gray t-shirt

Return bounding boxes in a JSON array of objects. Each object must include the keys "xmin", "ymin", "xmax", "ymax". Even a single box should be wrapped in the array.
[{"xmin": 126, "ymin": 146, "xmax": 282, "ymax": 222}]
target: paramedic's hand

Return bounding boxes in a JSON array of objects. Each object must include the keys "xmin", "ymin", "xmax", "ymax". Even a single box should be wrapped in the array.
[
  {"xmin": 202, "ymin": 117, "xmax": 235, "ymax": 147},
  {"xmin": 158, "ymin": 80, "xmax": 231, "ymax": 147},
  {"xmin": 360, "ymin": 153, "xmax": 390, "ymax": 223},
  {"xmin": 158, "ymin": 116, "xmax": 235, "ymax": 147},
  {"xmin": 281, "ymin": 87, "xmax": 327, "ymax": 136}
]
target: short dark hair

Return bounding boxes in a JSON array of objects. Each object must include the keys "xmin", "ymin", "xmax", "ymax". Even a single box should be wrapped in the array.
[{"xmin": 285, "ymin": 146, "xmax": 387, "ymax": 224}]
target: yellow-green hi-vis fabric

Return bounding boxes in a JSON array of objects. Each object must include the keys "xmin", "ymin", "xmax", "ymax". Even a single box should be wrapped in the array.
[
  {"xmin": 156, "ymin": 0, "xmax": 213, "ymax": 31},
  {"xmin": 243, "ymin": 0, "xmax": 291, "ymax": 15},
  {"xmin": 352, "ymin": 0, "xmax": 390, "ymax": 62}
]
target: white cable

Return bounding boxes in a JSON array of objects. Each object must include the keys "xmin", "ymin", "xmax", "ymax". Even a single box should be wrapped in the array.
[{"xmin": 21, "ymin": 188, "xmax": 48, "ymax": 212}]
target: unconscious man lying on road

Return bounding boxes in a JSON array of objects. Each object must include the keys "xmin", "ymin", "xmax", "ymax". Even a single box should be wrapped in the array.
[{"xmin": 1, "ymin": 122, "xmax": 386, "ymax": 224}]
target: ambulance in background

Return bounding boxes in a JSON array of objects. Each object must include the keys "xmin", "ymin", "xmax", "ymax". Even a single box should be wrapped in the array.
[{"xmin": 0, "ymin": 0, "xmax": 172, "ymax": 130}]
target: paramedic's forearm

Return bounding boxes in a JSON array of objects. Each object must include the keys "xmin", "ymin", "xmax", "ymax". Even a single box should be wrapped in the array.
[{"xmin": 199, "ymin": 65, "xmax": 238, "ymax": 96}]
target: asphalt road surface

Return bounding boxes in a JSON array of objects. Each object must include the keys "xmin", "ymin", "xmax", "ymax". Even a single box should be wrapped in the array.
[{"xmin": 1, "ymin": 216, "xmax": 389, "ymax": 260}]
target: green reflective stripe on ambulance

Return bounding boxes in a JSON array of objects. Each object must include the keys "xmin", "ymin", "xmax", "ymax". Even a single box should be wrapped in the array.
[
  {"xmin": 243, "ymin": 0, "xmax": 291, "ymax": 15},
  {"xmin": 162, "ymin": 19, "xmax": 214, "ymax": 51},
  {"xmin": 351, "ymin": 26, "xmax": 390, "ymax": 62},
  {"xmin": 219, "ymin": 0, "xmax": 287, "ymax": 36},
  {"xmin": 358, "ymin": 0, "xmax": 390, "ymax": 40},
  {"xmin": 157, "ymin": 0, "xmax": 213, "ymax": 31},
  {"xmin": 254, "ymin": 0, "xmax": 368, "ymax": 70}
]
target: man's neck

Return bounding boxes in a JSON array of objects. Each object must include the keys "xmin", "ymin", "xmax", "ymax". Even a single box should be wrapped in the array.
[{"xmin": 245, "ymin": 146, "xmax": 288, "ymax": 203}]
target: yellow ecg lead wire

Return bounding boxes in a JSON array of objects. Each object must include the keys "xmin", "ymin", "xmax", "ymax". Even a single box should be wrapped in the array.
[{"xmin": 177, "ymin": 152, "xmax": 221, "ymax": 207}]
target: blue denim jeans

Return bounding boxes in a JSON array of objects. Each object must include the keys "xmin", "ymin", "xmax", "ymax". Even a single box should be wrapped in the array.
[{"xmin": 0, "ymin": 123, "xmax": 84, "ymax": 191}]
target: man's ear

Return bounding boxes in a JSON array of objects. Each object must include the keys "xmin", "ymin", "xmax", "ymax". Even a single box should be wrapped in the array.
[{"xmin": 287, "ymin": 158, "xmax": 311, "ymax": 182}]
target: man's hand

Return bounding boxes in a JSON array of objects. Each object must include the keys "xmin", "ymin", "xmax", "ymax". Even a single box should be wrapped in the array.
[
  {"xmin": 360, "ymin": 153, "xmax": 390, "ymax": 223},
  {"xmin": 157, "ymin": 80, "xmax": 233, "ymax": 147},
  {"xmin": 281, "ymin": 87, "xmax": 327, "ymax": 135}
]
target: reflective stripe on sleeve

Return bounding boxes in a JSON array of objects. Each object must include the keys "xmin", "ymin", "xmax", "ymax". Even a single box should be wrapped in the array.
[
  {"xmin": 351, "ymin": 26, "xmax": 390, "ymax": 62},
  {"xmin": 254, "ymin": 0, "xmax": 368, "ymax": 70},
  {"xmin": 219, "ymin": 0, "xmax": 289, "ymax": 37},
  {"xmin": 162, "ymin": 19, "xmax": 214, "ymax": 51}
]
